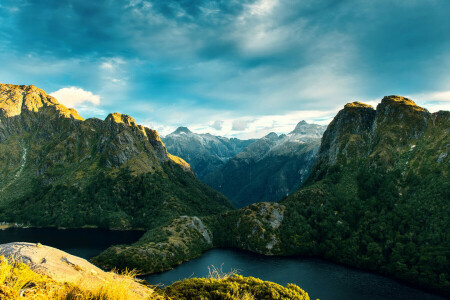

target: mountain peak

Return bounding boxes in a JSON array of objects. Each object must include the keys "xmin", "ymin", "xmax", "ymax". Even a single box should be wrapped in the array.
[
  {"xmin": 292, "ymin": 120, "xmax": 308, "ymax": 131},
  {"xmin": 174, "ymin": 126, "xmax": 192, "ymax": 134},
  {"xmin": 344, "ymin": 101, "xmax": 374, "ymax": 110},
  {"xmin": 380, "ymin": 95, "xmax": 427, "ymax": 112},
  {"xmin": 289, "ymin": 121, "xmax": 326, "ymax": 137},
  {"xmin": 264, "ymin": 132, "xmax": 278, "ymax": 139},
  {"xmin": 0, "ymin": 83, "xmax": 84, "ymax": 121},
  {"xmin": 105, "ymin": 112, "xmax": 136, "ymax": 126}
]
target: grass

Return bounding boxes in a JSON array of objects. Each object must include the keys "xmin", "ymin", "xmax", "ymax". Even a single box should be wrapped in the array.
[
  {"xmin": 207, "ymin": 264, "xmax": 239, "ymax": 280},
  {"xmin": 0, "ymin": 256, "xmax": 163, "ymax": 299}
]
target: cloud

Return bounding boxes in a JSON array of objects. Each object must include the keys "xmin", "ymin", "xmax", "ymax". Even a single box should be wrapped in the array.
[
  {"xmin": 408, "ymin": 90, "xmax": 450, "ymax": 112},
  {"xmin": 210, "ymin": 120, "xmax": 224, "ymax": 130},
  {"xmin": 50, "ymin": 87, "xmax": 101, "ymax": 108},
  {"xmin": 0, "ymin": 0, "xmax": 449, "ymax": 138},
  {"xmin": 232, "ymin": 119, "xmax": 253, "ymax": 131}
]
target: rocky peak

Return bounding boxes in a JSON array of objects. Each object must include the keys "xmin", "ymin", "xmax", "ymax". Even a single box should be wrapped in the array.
[
  {"xmin": 173, "ymin": 126, "xmax": 192, "ymax": 134},
  {"xmin": 105, "ymin": 112, "xmax": 136, "ymax": 126},
  {"xmin": 0, "ymin": 83, "xmax": 83, "ymax": 121},
  {"xmin": 290, "ymin": 120, "xmax": 326, "ymax": 137},
  {"xmin": 344, "ymin": 101, "xmax": 374, "ymax": 110},
  {"xmin": 378, "ymin": 95, "xmax": 428, "ymax": 114},
  {"xmin": 314, "ymin": 101, "xmax": 376, "ymax": 168},
  {"xmin": 264, "ymin": 132, "xmax": 279, "ymax": 140}
]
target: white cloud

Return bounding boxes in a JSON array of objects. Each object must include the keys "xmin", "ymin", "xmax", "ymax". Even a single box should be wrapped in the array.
[
  {"xmin": 407, "ymin": 91, "xmax": 450, "ymax": 112},
  {"xmin": 210, "ymin": 120, "xmax": 224, "ymax": 130},
  {"xmin": 232, "ymin": 119, "xmax": 252, "ymax": 131},
  {"xmin": 100, "ymin": 57, "xmax": 125, "ymax": 72},
  {"xmin": 50, "ymin": 87, "xmax": 101, "ymax": 108},
  {"xmin": 248, "ymin": 0, "xmax": 278, "ymax": 16},
  {"xmin": 186, "ymin": 109, "xmax": 338, "ymax": 139}
]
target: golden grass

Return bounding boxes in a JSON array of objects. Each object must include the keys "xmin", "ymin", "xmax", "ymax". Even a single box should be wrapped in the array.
[
  {"xmin": 0, "ymin": 256, "xmax": 164, "ymax": 299},
  {"xmin": 207, "ymin": 264, "xmax": 239, "ymax": 280}
]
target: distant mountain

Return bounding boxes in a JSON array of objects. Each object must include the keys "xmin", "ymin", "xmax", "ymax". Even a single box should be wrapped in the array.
[
  {"xmin": 0, "ymin": 84, "xmax": 232, "ymax": 229},
  {"xmin": 203, "ymin": 121, "xmax": 326, "ymax": 207},
  {"xmin": 162, "ymin": 127, "xmax": 255, "ymax": 179}
]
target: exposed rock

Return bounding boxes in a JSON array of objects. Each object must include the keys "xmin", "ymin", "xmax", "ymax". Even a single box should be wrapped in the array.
[
  {"xmin": 0, "ymin": 242, "xmax": 156, "ymax": 298},
  {"xmin": 0, "ymin": 242, "xmax": 104, "ymax": 283}
]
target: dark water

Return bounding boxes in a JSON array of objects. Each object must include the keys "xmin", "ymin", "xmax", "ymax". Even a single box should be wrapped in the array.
[
  {"xmin": 0, "ymin": 227, "xmax": 143, "ymax": 259},
  {"xmin": 146, "ymin": 248, "xmax": 446, "ymax": 300},
  {"xmin": 0, "ymin": 229, "xmax": 445, "ymax": 299}
]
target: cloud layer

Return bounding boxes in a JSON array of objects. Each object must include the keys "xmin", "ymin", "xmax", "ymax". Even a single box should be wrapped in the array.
[{"xmin": 0, "ymin": 0, "xmax": 449, "ymax": 137}]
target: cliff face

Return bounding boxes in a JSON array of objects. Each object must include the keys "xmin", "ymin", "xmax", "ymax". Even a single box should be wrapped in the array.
[
  {"xmin": 204, "ymin": 121, "xmax": 326, "ymax": 207},
  {"xmin": 0, "ymin": 83, "xmax": 231, "ymax": 229}
]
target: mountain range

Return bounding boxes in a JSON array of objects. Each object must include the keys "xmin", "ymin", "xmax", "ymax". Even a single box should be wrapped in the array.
[
  {"xmin": 0, "ymin": 84, "xmax": 232, "ymax": 229},
  {"xmin": 0, "ymin": 84, "xmax": 448, "ymax": 296},
  {"xmin": 162, "ymin": 127, "xmax": 255, "ymax": 179},
  {"xmin": 94, "ymin": 96, "xmax": 450, "ymax": 296},
  {"xmin": 204, "ymin": 121, "xmax": 326, "ymax": 207},
  {"xmin": 163, "ymin": 121, "xmax": 326, "ymax": 207}
]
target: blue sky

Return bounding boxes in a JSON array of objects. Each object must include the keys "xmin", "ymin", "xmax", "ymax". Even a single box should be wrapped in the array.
[{"xmin": 1, "ymin": 0, "xmax": 449, "ymax": 138}]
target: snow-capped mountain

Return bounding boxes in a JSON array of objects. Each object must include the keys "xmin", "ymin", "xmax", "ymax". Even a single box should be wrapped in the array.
[
  {"xmin": 162, "ymin": 127, "xmax": 255, "ymax": 179},
  {"xmin": 203, "ymin": 121, "xmax": 326, "ymax": 207}
]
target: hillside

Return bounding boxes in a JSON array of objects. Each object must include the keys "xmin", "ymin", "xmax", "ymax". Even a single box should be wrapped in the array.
[
  {"xmin": 0, "ymin": 84, "xmax": 232, "ymax": 229},
  {"xmin": 162, "ymin": 127, "xmax": 255, "ymax": 179},
  {"xmin": 204, "ymin": 121, "xmax": 326, "ymax": 207},
  {"xmin": 94, "ymin": 96, "xmax": 449, "ymax": 296}
]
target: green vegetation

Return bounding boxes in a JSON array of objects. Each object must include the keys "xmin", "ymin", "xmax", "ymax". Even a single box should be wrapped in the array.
[
  {"xmin": 94, "ymin": 96, "xmax": 449, "ymax": 296},
  {"xmin": 2, "ymin": 165, "xmax": 231, "ymax": 230},
  {"xmin": 92, "ymin": 216, "xmax": 214, "ymax": 273},
  {"xmin": 162, "ymin": 275, "xmax": 310, "ymax": 300},
  {"xmin": 0, "ymin": 84, "xmax": 232, "ymax": 230}
]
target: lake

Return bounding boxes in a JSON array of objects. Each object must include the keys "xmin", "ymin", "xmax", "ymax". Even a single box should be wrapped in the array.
[{"xmin": 0, "ymin": 228, "xmax": 445, "ymax": 300}]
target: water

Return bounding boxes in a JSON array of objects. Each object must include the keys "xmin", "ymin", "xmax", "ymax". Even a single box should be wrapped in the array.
[
  {"xmin": 0, "ymin": 227, "xmax": 143, "ymax": 259},
  {"xmin": 0, "ymin": 229, "xmax": 445, "ymax": 299},
  {"xmin": 146, "ymin": 248, "xmax": 446, "ymax": 300}
]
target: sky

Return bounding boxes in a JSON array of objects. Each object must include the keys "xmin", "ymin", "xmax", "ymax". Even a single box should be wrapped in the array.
[{"xmin": 1, "ymin": 0, "xmax": 449, "ymax": 139}]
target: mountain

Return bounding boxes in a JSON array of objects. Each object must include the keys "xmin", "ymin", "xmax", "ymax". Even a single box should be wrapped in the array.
[
  {"xmin": 0, "ymin": 83, "xmax": 232, "ymax": 229},
  {"xmin": 162, "ymin": 127, "xmax": 255, "ymax": 179},
  {"xmin": 94, "ymin": 96, "xmax": 449, "ymax": 296},
  {"xmin": 211, "ymin": 96, "xmax": 450, "ymax": 294},
  {"xmin": 203, "ymin": 121, "xmax": 326, "ymax": 207}
]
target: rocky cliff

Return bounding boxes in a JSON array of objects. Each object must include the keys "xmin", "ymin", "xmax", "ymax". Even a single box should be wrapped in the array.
[{"xmin": 0, "ymin": 83, "xmax": 232, "ymax": 229}]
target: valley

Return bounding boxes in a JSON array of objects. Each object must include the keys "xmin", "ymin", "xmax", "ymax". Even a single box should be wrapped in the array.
[{"xmin": 0, "ymin": 84, "xmax": 448, "ymax": 299}]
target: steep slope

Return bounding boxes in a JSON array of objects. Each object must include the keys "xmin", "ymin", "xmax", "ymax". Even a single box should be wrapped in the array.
[
  {"xmin": 162, "ymin": 127, "xmax": 255, "ymax": 179},
  {"xmin": 0, "ymin": 84, "xmax": 232, "ymax": 229},
  {"xmin": 204, "ymin": 121, "xmax": 326, "ymax": 207}
]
